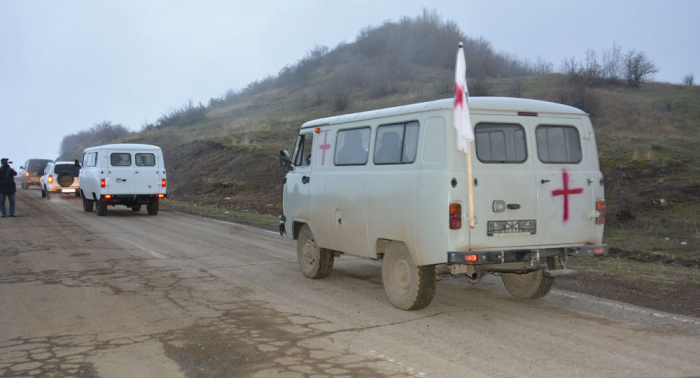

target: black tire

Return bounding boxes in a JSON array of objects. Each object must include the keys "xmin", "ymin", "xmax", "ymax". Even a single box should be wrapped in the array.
[
  {"xmin": 83, "ymin": 197, "xmax": 94, "ymax": 212},
  {"xmin": 95, "ymin": 200, "xmax": 107, "ymax": 216},
  {"xmin": 501, "ymin": 258, "xmax": 555, "ymax": 299},
  {"xmin": 56, "ymin": 172, "xmax": 74, "ymax": 187},
  {"xmin": 41, "ymin": 187, "xmax": 47, "ymax": 198},
  {"xmin": 146, "ymin": 198, "xmax": 159, "ymax": 215},
  {"xmin": 297, "ymin": 225, "xmax": 334, "ymax": 279},
  {"xmin": 382, "ymin": 242, "xmax": 436, "ymax": 310}
]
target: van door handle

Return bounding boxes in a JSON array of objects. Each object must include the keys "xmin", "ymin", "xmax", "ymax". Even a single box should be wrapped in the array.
[
  {"xmin": 541, "ymin": 179, "xmax": 550, "ymax": 184},
  {"xmin": 507, "ymin": 203, "xmax": 521, "ymax": 210},
  {"xmin": 302, "ymin": 176, "xmax": 310, "ymax": 184}
]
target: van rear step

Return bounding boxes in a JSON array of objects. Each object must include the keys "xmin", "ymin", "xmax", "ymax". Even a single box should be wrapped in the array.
[{"xmin": 544, "ymin": 268, "xmax": 578, "ymax": 278}]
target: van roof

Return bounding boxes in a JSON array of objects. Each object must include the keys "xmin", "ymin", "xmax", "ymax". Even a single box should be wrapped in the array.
[
  {"xmin": 301, "ymin": 97, "xmax": 586, "ymax": 128},
  {"xmin": 83, "ymin": 143, "xmax": 162, "ymax": 152}
]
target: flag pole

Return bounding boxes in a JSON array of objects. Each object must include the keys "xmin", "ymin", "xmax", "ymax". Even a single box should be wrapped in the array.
[
  {"xmin": 455, "ymin": 41, "xmax": 476, "ymax": 229},
  {"xmin": 467, "ymin": 141, "xmax": 475, "ymax": 228}
]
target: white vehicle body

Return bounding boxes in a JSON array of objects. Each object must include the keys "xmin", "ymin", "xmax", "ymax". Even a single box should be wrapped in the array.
[
  {"xmin": 40, "ymin": 161, "xmax": 80, "ymax": 198},
  {"xmin": 281, "ymin": 97, "xmax": 607, "ymax": 310},
  {"xmin": 78, "ymin": 144, "xmax": 167, "ymax": 216}
]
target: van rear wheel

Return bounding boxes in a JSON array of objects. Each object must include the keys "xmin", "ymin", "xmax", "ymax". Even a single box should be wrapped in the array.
[
  {"xmin": 147, "ymin": 198, "xmax": 159, "ymax": 215},
  {"xmin": 382, "ymin": 242, "xmax": 436, "ymax": 310},
  {"xmin": 95, "ymin": 200, "xmax": 107, "ymax": 216},
  {"xmin": 501, "ymin": 258, "xmax": 555, "ymax": 299},
  {"xmin": 297, "ymin": 225, "xmax": 333, "ymax": 279},
  {"xmin": 83, "ymin": 197, "xmax": 94, "ymax": 212}
]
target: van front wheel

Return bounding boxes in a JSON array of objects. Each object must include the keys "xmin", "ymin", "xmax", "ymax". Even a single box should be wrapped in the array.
[
  {"xmin": 502, "ymin": 265, "xmax": 554, "ymax": 299},
  {"xmin": 382, "ymin": 242, "xmax": 436, "ymax": 311},
  {"xmin": 297, "ymin": 225, "xmax": 333, "ymax": 279}
]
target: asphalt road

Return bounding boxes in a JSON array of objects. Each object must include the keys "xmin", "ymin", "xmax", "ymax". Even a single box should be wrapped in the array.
[{"xmin": 1, "ymin": 188, "xmax": 699, "ymax": 378}]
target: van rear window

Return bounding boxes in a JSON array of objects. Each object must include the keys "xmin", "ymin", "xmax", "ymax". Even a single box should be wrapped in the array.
[
  {"xmin": 111, "ymin": 153, "xmax": 132, "ymax": 166},
  {"xmin": 135, "ymin": 153, "xmax": 156, "ymax": 166},
  {"xmin": 374, "ymin": 121, "xmax": 419, "ymax": 165},
  {"xmin": 536, "ymin": 125, "xmax": 582, "ymax": 164},
  {"xmin": 475, "ymin": 123, "xmax": 527, "ymax": 163},
  {"xmin": 53, "ymin": 164, "xmax": 80, "ymax": 176}
]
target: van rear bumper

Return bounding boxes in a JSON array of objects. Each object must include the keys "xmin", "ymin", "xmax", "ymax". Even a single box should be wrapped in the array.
[
  {"xmin": 447, "ymin": 244, "xmax": 608, "ymax": 265},
  {"xmin": 100, "ymin": 194, "xmax": 166, "ymax": 204}
]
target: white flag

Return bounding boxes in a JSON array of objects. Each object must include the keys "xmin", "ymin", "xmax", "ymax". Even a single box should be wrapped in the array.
[{"xmin": 453, "ymin": 43, "xmax": 474, "ymax": 153}]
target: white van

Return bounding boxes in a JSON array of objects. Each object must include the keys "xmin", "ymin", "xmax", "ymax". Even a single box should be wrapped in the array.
[
  {"xmin": 280, "ymin": 97, "xmax": 607, "ymax": 310},
  {"xmin": 77, "ymin": 144, "xmax": 167, "ymax": 216}
]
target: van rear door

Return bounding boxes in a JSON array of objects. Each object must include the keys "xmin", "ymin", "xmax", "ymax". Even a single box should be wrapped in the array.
[
  {"xmin": 108, "ymin": 152, "xmax": 135, "ymax": 194},
  {"xmin": 469, "ymin": 115, "xmax": 538, "ymax": 250},
  {"xmin": 133, "ymin": 151, "xmax": 162, "ymax": 194},
  {"xmin": 533, "ymin": 118, "xmax": 593, "ymax": 245}
]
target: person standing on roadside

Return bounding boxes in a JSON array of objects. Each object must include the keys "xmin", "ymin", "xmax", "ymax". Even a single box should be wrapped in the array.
[{"xmin": 0, "ymin": 158, "xmax": 18, "ymax": 218}]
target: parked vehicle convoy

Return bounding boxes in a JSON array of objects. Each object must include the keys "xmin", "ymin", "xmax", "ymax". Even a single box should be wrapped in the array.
[
  {"xmin": 40, "ymin": 161, "xmax": 81, "ymax": 198},
  {"xmin": 280, "ymin": 97, "xmax": 608, "ymax": 310},
  {"xmin": 19, "ymin": 159, "xmax": 52, "ymax": 189},
  {"xmin": 76, "ymin": 144, "xmax": 167, "ymax": 216}
]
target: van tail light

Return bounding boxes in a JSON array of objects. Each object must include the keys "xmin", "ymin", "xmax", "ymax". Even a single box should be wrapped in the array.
[
  {"xmin": 48, "ymin": 175, "xmax": 53, "ymax": 183},
  {"xmin": 596, "ymin": 200, "xmax": 606, "ymax": 224},
  {"xmin": 450, "ymin": 203, "xmax": 462, "ymax": 229},
  {"xmin": 158, "ymin": 193, "xmax": 165, "ymax": 198},
  {"xmin": 104, "ymin": 194, "xmax": 112, "ymax": 200},
  {"xmin": 100, "ymin": 178, "xmax": 106, "ymax": 188},
  {"xmin": 161, "ymin": 178, "xmax": 166, "ymax": 187},
  {"xmin": 25, "ymin": 172, "xmax": 29, "ymax": 177}
]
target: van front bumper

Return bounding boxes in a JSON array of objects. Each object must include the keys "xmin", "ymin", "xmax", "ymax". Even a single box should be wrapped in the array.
[{"xmin": 447, "ymin": 244, "xmax": 608, "ymax": 265}]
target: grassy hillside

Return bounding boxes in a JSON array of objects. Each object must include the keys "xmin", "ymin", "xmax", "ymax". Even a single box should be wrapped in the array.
[{"xmin": 95, "ymin": 12, "xmax": 699, "ymax": 281}]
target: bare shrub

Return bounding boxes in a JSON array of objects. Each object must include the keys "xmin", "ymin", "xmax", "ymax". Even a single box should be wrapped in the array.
[
  {"xmin": 683, "ymin": 73, "xmax": 695, "ymax": 86},
  {"xmin": 556, "ymin": 75, "xmax": 598, "ymax": 114},
  {"xmin": 624, "ymin": 50, "xmax": 658, "ymax": 88},
  {"xmin": 601, "ymin": 42, "xmax": 623, "ymax": 82},
  {"xmin": 510, "ymin": 80, "xmax": 523, "ymax": 98},
  {"xmin": 469, "ymin": 76, "xmax": 491, "ymax": 96}
]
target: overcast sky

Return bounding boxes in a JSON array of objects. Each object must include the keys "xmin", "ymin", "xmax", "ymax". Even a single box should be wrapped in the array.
[{"xmin": 1, "ymin": 0, "xmax": 698, "ymax": 167}]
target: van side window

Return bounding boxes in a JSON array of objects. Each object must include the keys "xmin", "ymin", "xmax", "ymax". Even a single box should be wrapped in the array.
[
  {"xmin": 374, "ymin": 121, "xmax": 419, "ymax": 165},
  {"xmin": 475, "ymin": 123, "xmax": 527, "ymax": 163},
  {"xmin": 536, "ymin": 125, "xmax": 582, "ymax": 164},
  {"xmin": 335, "ymin": 127, "xmax": 370, "ymax": 166},
  {"xmin": 135, "ymin": 153, "xmax": 156, "ymax": 166},
  {"xmin": 293, "ymin": 133, "xmax": 314, "ymax": 167},
  {"xmin": 93, "ymin": 152, "xmax": 98, "ymax": 167},
  {"xmin": 111, "ymin": 153, "xmax": 132, "ymax": 167}
]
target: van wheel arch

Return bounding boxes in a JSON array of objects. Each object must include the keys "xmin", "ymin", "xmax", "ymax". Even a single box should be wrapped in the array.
[{"xmin": 292, "ymin": 221, "xmax": 307, "ymax": 240}]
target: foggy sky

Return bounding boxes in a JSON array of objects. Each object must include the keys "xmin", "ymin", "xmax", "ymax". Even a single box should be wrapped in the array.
[{"xmin": 1, "ymin": 0, "xmax": 698, "ymax": 168}]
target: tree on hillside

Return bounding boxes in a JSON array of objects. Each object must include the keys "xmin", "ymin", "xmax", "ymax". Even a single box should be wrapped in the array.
[
  {"xmin": 59, "ymin": 121, "xmax": 131, "ymax": 160},
  {"xmin": 683, "ymin": 73, "xmax": 695, "ymax": 86},
  {"xmin": 601, "ymin": 42, "xmax": 623, "ymax": 82},
  {"xmin": 623, "ymin": 50, "xmax": 658, "ymax": 88}
]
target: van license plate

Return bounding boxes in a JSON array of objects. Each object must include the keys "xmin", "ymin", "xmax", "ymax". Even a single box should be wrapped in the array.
[
  {"xmin": 62, "ymin": 189, "xmax": 75, "ymax": 193},
  {"xmin": 487, "ymin": 220, "xmax": 537, "ymax": 236}
]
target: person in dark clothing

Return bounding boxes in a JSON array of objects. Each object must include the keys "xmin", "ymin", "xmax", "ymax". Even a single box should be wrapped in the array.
[{"xmin": 0, "ymin": 158, "xmax": 18, "ymax": 218}]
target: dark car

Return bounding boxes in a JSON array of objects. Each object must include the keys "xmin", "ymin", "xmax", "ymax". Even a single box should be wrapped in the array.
[{"xmin": 19, "ymin": 159, "xmax": 53, "ymax": 189}]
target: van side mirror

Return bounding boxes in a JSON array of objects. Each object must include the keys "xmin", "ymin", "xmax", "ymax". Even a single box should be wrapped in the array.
[
  {"xmin": 20, "ymin": 166, "xmax": 24, "ymax": 170},
  {"xmin": 280, "ymin": 149, "xmax": 293, "ymax": 168},
  {"xmin": 74, "ymin": 159, "xmax": 81, "ymax": 168}
]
